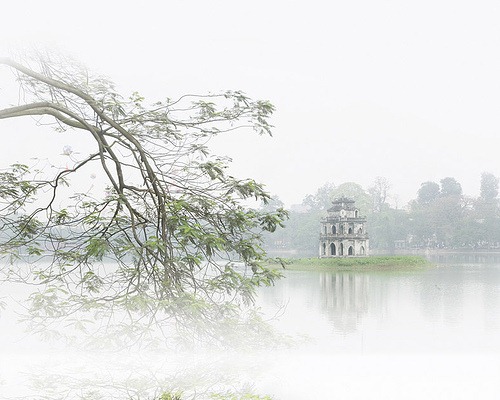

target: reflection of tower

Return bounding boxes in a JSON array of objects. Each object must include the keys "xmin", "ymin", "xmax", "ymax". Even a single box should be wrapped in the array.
[
  {"xmin": 319, "ymin": 197, "xmax": 369, "ymax": 257},
  {"xmin": 319, "ymin": 272, "xmax": 369, "ymax": 334}
]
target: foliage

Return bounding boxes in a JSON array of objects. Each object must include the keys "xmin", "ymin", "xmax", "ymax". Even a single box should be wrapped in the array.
[
  {"xmin": 302, "ymin": 181, "xmax": 336, "ymax": 211},
  {"xmin": 210, "ymin": 394, "xmax": 273, "ymax": 400},
  {"xmin": 302, "ymin": 181, "xmax": 371, "ymax": 213},
  {"xmin": 262, "ymin": 209, "xmax": 320, "ymax": 257},
  {"xmin": 0, "ymin": 52, "xmax": 287, "ymax": 347},
  {"xmin": 368, "ymin": 176, "xmax": 391, "ymax": 212},
  {"xmin": 159, "ymin": 393, "xmax": 183, "ymax": 400},
  {"xmin": 368, "ymin": 208, "xmax": 409, "ymax": 250},
  {"xmin": 417, "ymin": 181, "xmax": 440, "ymax": 205},
  {"xmin": 480, "ymin": 172, "xmax": 499, "ymax": 201},
  {"xmin": 440, "ymin": 177, "xmax": 462, "ymax": 197},
  {"xmin": 263, "ymin": 181, "xmax": 374, "ymax": 257},
  {"xmin": 329, "ymin": 182, "xmax": 372, "ymax": 213},
  {"xmin": 155, "ymin": 391, "xmax": 274, "ymax": 400},
  {"xmin": 410, "ymin": 177, "xmax": 475, "ymax": 248},
  {"xmin": 263, "ymin": 173, "xmax": 500, "ymax": 255}
]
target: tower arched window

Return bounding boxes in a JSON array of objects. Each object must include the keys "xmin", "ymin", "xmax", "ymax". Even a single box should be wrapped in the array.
[{"xmin": 330, "ymin": 243, "xmax": 336, "ymax": 256}]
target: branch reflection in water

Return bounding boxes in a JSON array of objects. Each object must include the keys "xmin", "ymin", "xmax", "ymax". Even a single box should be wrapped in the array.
[{"xmin": 1, "ymin": 258, "xmax": 500, "ymax": 399}]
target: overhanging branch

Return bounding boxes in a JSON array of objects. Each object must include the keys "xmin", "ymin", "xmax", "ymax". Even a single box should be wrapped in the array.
[{"xmin": 0, "ymin": 102, "xmax": 87, "ymax": 130}]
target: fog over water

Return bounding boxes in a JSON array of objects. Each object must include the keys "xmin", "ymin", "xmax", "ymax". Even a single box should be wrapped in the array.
[
  {"xmin": 2, "ymin": 1, "xmax": 500, "ymax": 399},
  {"xmin": 1, "ymin": 259, "xmax": 499, "ymax": 398}
]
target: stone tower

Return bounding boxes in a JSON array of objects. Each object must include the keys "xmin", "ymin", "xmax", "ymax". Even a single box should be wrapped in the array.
[{"xmin": 319, "ymin": 196, "xmax": 369, "ymax": 257}]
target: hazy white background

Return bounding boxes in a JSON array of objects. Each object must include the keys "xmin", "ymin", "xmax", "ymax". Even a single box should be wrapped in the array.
[
  {"xmin": 1, "ymin": 0, "xmax": 500, "ymax": 207},
  {"xmin": 1, "ymin": 4, "xmax": 500, "ymax": 398}
]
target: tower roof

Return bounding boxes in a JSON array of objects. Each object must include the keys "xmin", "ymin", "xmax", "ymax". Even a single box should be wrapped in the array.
[{"xmin": 327, "ymin": 196, "xmax": 356, "ymax": 212}]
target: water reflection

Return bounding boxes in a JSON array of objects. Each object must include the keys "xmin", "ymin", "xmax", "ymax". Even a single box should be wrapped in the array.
[
  {"xmin": 2, "ymin": 262, "xmax": 500, "ymax": 398},
  {"xmin": 0, "ymin": 351, "xmax": 271, "ymax": 399},
  {"xmin": 262, "ymin": 262, "xmax": 500, "ymax": 354},
  {"xmin": 318, "ymin": 273, "xmax": 370, "ymax": 334},
  {"xmin": 419, "ymin": 266, "xmax": 465, "ymax": 326}
]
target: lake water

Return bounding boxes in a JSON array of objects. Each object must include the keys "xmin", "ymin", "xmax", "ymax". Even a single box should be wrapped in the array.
[
  {"xmin": 1, "ymin": 259, "xmax": 499, "ymax": 399},
  {"xmin": 254, "ymin": 259, "xmax": 500, "ymax": 399}
]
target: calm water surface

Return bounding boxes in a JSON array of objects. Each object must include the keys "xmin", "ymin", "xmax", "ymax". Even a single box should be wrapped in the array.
[
  {"xmin": 259, "ymin": 262, "xmax": 500, "ymax": 353},
  {"xmin": 255, "ymin": 260, "xmax": 500, "ymax": 398},
  {"xmin": 1, "ymin": 260, "xmax": 499, "ymax": 399}
]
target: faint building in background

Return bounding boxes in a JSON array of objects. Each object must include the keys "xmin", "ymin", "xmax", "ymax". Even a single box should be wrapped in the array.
[{"xmin": 319, "ymin": 196, "xmax": 369, "ymax": 257}]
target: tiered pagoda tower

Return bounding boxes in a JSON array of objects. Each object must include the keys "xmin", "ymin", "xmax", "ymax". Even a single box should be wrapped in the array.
[{"xmin": 319, "ymin": 196, "xmax": 369, "ymax": 257}]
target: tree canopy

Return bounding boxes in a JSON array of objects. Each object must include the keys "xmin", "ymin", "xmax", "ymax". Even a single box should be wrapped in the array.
[
  {"xmin": 0, "ymin": 53, "xmax": 287, "ymax": 348},
  {"xmin": 417, "ymin": 181, "xmax": 440, "ymax": 204},
  {"xmin": 480, "ymin": 172, "xmax": 499, "ymax": 201},
  {"xmin": 439, "ymin": 177, "xmax": 462, "ymax": 197},
  {"xmin": 263, "ymin": 172, "xmax": 500, "ymax": 256}
]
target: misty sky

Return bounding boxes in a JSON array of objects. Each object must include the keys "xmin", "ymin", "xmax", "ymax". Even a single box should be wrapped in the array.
[{"xmin": 1, "ymin": 0, "xmax": 500, "ymax": 208}]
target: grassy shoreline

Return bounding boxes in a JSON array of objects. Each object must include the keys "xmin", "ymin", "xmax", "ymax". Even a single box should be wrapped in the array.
[{"xmin": 267, "ymin": 255, "xmax": 431, "ymax": 272}]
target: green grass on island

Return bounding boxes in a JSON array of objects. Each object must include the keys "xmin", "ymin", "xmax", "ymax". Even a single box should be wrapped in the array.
[{"xmin": 267, "ymin": 255, "xmax": 431, "ymax": 272}]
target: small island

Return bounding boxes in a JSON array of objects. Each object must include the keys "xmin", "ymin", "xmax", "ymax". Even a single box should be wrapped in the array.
[
  {"xmin": 268, "ymin": 255, "xmax": 431, "ymax": 272},
  {"xmin": 264, "ymin": 196, "xmax": 432, "ymax": 272}
]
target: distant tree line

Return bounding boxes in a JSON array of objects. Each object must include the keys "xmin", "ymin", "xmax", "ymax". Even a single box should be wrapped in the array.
[{"xmin": 262, "ymin": 173, "xmax": 500, "ymax": 256}]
